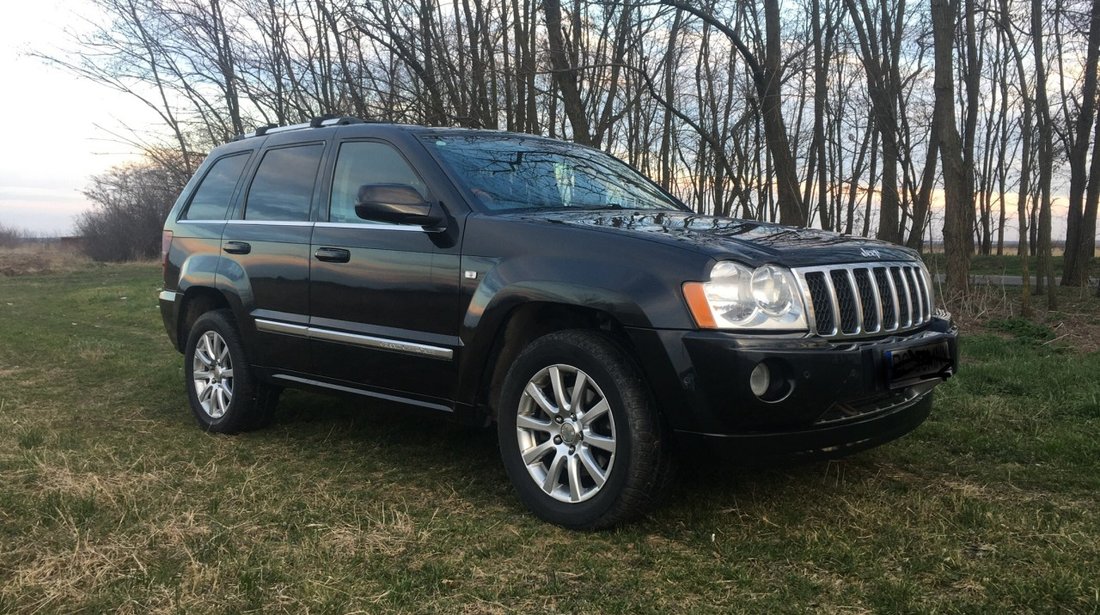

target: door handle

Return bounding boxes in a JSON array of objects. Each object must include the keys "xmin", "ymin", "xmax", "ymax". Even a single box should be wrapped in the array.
[
  {"xmin": 223, "ymin": 241, "xmax": 251, "ymax": 255},
  {"xmin": 314, "ymin": 247, "xmax": 351, "ymax": 263}
]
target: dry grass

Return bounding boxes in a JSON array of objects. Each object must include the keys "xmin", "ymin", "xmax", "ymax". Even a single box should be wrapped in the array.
[
  {"xmin": 0, "ymin": 244, "xmax": 91, "ymax": 277},
  {"xmin": 1, "ymin": 263, "xmax": 1099, "ymax": 613},
  {"xmin": 941, "ymin": 280, "xmax": 1100, "ymax": 353}
]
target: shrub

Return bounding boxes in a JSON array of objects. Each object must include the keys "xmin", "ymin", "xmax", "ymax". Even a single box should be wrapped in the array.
[
  {"xmin": 0, "ymin": 222, "xmax": 29, "ymax": 248},
  {"xmin": 78, "ymin": 157, "xmax": 190, "ymax": 262}
]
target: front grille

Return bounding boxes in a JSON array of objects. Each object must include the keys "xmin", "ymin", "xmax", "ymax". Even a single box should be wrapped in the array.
[{"xmin": 796, "ymin": 262, "xmax": 933, "ymax": 338}]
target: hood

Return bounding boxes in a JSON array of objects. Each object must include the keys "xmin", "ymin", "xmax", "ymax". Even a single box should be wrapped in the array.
[{"xmin": 502, "ymin": 209, "xmax": 920, "ymax": 268}]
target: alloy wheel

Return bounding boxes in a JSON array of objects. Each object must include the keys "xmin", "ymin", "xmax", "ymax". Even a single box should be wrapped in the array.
[
  {"xmin": 515, "ymin": 364, "xmax": 617, "ymax": 503},
  {"xmin": 192, "ymin": 330, "xmax": 234, "ymax": 419}
]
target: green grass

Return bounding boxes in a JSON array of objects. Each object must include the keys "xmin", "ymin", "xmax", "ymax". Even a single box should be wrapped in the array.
[
  {"xmin": 923, "ymin": 253, "xmax": 1099, "ymax": 279},
  {"xmin": 2, "ymin": 263, "xmax": 1099, "ymax": 612}
]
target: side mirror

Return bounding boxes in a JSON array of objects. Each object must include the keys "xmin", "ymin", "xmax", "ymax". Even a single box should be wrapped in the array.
[{"xmin": 354, "ymin": 184, "xmax": 444, "ymax": 228}]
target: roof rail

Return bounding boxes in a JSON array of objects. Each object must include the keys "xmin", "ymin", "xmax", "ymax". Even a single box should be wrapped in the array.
[{"xmin": 234, "ymin": 116, "xmax": 366, "ymax": 141}]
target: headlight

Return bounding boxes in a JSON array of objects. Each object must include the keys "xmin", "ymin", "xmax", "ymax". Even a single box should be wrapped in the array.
[{"xmin": 683, "ymin": 262, "xmax": 808, "ymax": 331}]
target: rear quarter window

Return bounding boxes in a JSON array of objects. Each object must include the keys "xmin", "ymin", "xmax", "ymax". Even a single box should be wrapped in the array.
[{"xmin": 181, "ymin": 153, "xmax": 251, "ymax": 221}]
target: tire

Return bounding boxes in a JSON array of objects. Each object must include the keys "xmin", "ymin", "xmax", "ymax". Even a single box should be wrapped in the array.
[
  {"xmin": 497, "ymin": 330, "xmax": 675, "ymax": 529},
  {"xmin": 184, "ymin": 309, "xmax": 280, "ymax": 433}
]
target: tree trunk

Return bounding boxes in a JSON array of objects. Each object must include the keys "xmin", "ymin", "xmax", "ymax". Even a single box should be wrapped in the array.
[
  {"xmin": 1032, "ymin": 0, "xmax": 1057, "ymax": 308},
  {"xmin": 932, "ymin": 0, "xmax": 971, "ymax": 295},
  {"xmin": 1063, "ymin": 0, "xmax": 1100, "ymax": 286},
  {"xmin": 543, "ymin": 0, "xmax": 592, "ymax": 145},
  {"xmin": 659, "ymin": 10, "xmax": 682, "ymax": 189}
]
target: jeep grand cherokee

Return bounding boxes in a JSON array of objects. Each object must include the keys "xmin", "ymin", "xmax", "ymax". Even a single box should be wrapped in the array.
[{"xmin": 159, "ymin": 117, "xmax": 958, "ymax": 529}]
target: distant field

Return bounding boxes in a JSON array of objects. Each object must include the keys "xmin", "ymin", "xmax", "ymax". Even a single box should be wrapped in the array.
[
  {"xmin": 1, "ymin": 264, "xmax": 1098, "ymax": 613},
  {"xmin": 923, "ymin": 252, "xmax": 1099, "ymax": 279},
  {"xmin": 0, "ymin": 243, "xmax": 92, "ymax": 277}
]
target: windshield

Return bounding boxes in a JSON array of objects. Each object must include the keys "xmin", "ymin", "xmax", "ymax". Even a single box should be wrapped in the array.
[{"xmin": 421, "ymin": 134, "xmax": 685, "ymax": 213}]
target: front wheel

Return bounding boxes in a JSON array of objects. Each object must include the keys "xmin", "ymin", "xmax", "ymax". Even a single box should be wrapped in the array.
[
  {"xmin": 497, "ymin": 330, "xmax": 674, "ymax": 529},
  {"xmin": 184, "ymin": 309, "xmax": 280, "ymax": 433}
]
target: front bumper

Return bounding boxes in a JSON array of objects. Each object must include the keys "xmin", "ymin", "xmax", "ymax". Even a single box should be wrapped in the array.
[{"xmin": 625, "ymin": 316, "xmax": 958, "ymax": 460}]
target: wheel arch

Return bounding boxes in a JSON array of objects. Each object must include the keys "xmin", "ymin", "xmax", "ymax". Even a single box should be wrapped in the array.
[
  {"xmin": 176, "ymin": 286, "xmax": 233, "ymax": 351},
  {"xmin": 468, "ymin": 300, "xmax": 640, "ymax": 421}
]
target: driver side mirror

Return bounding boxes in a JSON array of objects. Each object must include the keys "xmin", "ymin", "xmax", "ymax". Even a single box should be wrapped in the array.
[{"xmin": 354, "ymin": 184, "xmax": 444, "ymax": 228}]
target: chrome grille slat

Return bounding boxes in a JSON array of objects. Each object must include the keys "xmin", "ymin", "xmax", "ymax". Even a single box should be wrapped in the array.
[
  {"xmin": 795, "ymin": 261, "xmax": 934, "ymax": 340},
  {"xmin": 829, "ymin": 269, "xmax": 858, "ymax": 334},
  {"xmin": 909, "ymin": 266, "xmax": 929, "ymax": 321},
  {"xmin": 804, "ymin": 272, "xmax": 835, "ymax": 335},
  {"xmin": 845, "ymin": 268, "xmax": 864, "ymax": 334},
  {"xmin": 924, "ymin": 267, "xmax": 932, "ymax": 319},
  {"xmin": 908, "ymin": 267, "xmax": 923, "ymax": 324},
  {"xmin": 893, "ymin": 267, "xmax": 913, "ymax": 327},
  {"xmin": 823, "ymin": 271, "xmax": 843, "ymax": 335},
  {"xmin": 854, "ymin": 268, "xmax": 880, "ymax": 333},
  {"xmin": 873, "ymin": 267, "xmax": 897, "ymax": 330}
]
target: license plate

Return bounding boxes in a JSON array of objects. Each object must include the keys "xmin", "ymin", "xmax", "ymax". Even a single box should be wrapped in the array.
[{"xmin": 884, "ymin": 340, "xmax": 953, "ymax": 388}]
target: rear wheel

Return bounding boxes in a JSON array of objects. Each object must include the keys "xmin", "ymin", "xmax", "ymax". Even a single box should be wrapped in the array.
[
  {"xmin": 184, "ymin": 309, "xmax": 280, "ymax": 433},
  {"xmin": 497, "ymin": 330, "xmax": 674, "ymax": 529}
]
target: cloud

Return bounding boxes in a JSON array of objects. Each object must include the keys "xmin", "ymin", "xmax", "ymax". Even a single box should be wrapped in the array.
[
  {"xmin": 0, "ymin": 0, "xmax": 159, "ymax": 235},
  {"xmin": 0, "ymin": 185, "xmax": 85, "ymax": 203}
]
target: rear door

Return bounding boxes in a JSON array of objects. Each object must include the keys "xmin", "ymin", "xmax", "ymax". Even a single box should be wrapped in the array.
[
  {"xmin": 218, "ymin": 142, "xmax": 325, "ymax": 374},
  {"xmin": 308, "ymin": 138, "xmax": 461, "ymax": 403},
  {"xmin": 169, "ymin": 150, "xmax": 253, "ymax": 291}
]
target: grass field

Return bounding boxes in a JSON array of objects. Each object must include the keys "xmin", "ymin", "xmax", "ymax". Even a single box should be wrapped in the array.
[
  {"xmin": 1, "ymin": 261, "xmax": 1099, "ymax": 613},
  {"xmin": 922, "ymin": 252, "xmax": 1099, "ymax": 279}
]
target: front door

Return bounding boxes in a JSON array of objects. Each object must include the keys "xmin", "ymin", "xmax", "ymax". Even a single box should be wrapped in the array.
[{"xmin": 308, "ymin": 139, "xmax": 461, "ymax": 404}]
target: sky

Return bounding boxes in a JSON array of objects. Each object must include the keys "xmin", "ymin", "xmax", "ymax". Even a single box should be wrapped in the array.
[
  {"xmin": 0, "ymin": 1, "xmax": 159, "ymax": 236},
  {"xmin": 0, "ymin": 1, "xmax": 1088, "ymax": 241}
]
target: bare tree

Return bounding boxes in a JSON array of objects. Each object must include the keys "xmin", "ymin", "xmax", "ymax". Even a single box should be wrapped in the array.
[
  {"xmin": 1063, "ymin": 0, "xmax": 1100, "ymax": 286},
  {"xmin": 1031, "ymin": 0, "xmax": 1058, "ymax": 307},
  {"xmin": 932, "ymin": 0, "xmax": 972, "ymax": 294},
  {"xmin": 41, "ymin": 0, "xmax": 1096, "ymax": 304},
  {"xmin": 659, "ymin": 0, "xmax": 806, "ymax": 226}
]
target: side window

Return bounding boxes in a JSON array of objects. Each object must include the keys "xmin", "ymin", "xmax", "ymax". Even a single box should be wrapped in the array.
[
  {"xmin": 182, "ymin": 153, "xmax": 250, "ymax": 220},
  {"xmin": 329, "ymin": 141, "xmax": 427, "ymax": 223},
  {"xmin": 244, "ymin": 143, "xmax": 325, "ymax": 221}
]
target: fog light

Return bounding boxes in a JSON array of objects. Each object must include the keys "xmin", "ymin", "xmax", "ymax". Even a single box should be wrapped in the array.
[{"xmin": 749, "ymin": 362, "xmax": 771, "ymax": 397}]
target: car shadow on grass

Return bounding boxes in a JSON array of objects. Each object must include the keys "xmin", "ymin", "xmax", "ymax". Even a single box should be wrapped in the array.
[{"xmin": 255, "ymin": 388, "xmax": 885, "ymax": 527}]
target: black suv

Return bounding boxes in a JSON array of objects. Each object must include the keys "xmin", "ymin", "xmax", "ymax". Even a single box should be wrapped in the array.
[{"xmin": 159, "ymin": 117, "xmax": 958, "ymax": 529}]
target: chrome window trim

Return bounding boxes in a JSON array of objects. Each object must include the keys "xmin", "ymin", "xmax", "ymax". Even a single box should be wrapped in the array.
[
  {"xmin": 314, "ymin": 222, "xmax": 442, "ymax": 233},
  {"xmin": 225, "ymin": 219, "xmax": 314, "ymax": 227},
  {"xmin": 255, "ymin": 318, "xmax": 453, "ymax": 360}
]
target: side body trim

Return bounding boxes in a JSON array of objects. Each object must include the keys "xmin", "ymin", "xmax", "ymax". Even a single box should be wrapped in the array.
[
  {"xmin": 255, "ymin": 318, "xmax": 454, "ymax": 360},
  {"xmin": 271, "ymin": 374, "xmax": 452, "ymax": 412}
]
